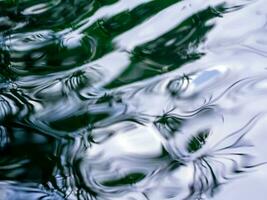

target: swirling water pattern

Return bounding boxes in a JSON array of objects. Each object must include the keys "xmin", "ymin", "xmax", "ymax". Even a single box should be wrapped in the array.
[{"xmin": 1, "ymin": 0, "xmax": 267, "ymax": 199}]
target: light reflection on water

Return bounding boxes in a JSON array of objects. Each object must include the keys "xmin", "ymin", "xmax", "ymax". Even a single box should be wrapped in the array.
[{"xmin": 1, "ymin": 0, "xmax": 267, "ymax": 199}]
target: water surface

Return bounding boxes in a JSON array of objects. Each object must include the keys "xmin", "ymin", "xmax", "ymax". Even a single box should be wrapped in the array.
[{"xmin": 1, "ymin": 0, "xmax": 267, "ymax": 199}]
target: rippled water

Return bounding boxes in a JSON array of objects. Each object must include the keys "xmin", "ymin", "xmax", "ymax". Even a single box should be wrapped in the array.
[{"xmin": 1, "ymin": 0, "xmax": 267, "ymax": 199}]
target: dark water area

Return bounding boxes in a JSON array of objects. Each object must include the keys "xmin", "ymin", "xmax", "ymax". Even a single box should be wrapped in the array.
[{"xmin": 1, "ymin": 0, "xmax": 267, "ymax": 199}]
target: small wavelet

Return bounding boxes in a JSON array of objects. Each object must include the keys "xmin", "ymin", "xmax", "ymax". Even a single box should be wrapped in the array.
[
  {"xmin": 0, "ymin": 182, "xmax": 63, "ymax": 200},
  {"xmin": 1, "ymin": 0, "xmax": 267, "ymax": 199}
]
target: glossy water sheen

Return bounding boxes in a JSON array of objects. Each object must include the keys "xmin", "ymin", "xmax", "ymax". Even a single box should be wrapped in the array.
[{"xmin": 1, "ymin": 0, "xmax": 267, "ymax": 199}]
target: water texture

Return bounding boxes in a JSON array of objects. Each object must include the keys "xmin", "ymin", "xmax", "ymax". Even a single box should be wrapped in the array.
[{"xmin": 1, "ymin": 0, "xmax": 267, "ymax": 199}]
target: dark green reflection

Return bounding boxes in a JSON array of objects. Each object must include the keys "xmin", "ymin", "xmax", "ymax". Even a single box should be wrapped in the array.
[
  {"xmin": 101, "ymin": 172, "xmax": 146, "ymax": 187},
  {"xmin": 106, "ymin": 5, "xmax": 225, "ymax": 88}
]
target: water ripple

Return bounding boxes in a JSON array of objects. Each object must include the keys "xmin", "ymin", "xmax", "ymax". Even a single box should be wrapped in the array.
[{"xmin": 1, "ymin": 0, "xmax": 267, "ymax": 199}]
